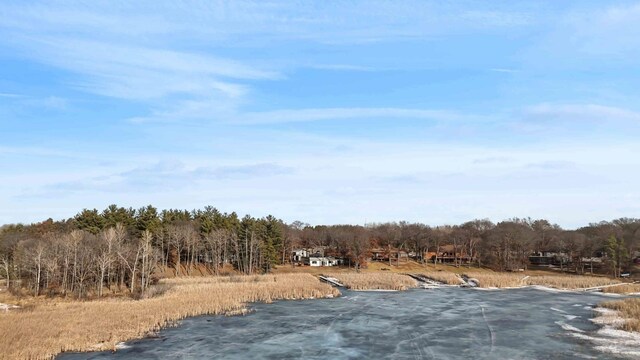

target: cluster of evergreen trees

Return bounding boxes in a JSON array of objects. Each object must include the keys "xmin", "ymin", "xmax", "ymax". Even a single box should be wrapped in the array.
[
  {"xmin": 0, "ymin": 205, "xmax": 285, "ymax": 298},
  {"xmin": 0, "ymin": 204, "xmax": 638, "ymax": 298}
]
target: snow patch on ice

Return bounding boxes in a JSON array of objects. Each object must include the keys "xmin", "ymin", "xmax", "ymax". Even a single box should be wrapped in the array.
[
  {"xmin": 115, "ymin": 342, "xmax": 131, "ymax": 350},
  {"xmin": 576, "ymin": 307, "xmax": 640, "ymax": 358},
  {"xmin": 556, "ymin": 321, "xmax": 585, "ymax": 333}
]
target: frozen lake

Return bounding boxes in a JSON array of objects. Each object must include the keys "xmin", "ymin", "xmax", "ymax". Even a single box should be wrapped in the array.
[{"xmin": 59, "ymin": 287, "xmax": 638, "ymax": 359}]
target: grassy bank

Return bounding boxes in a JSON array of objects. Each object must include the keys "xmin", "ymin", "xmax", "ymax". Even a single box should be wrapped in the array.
[
  {"xmin": 0, "ymin": 274, "xmax": 339, "ymax": 360},
  {"xmin": 419, "ymin": 270, "xmax": 465, "ymax": 285},
  {"xmin": 324, "ymin": 272, "xmax": 418, "ymax": 290},
  {"xmin": 601, "ymin": 284, "xmax": 640, "ymax": 294},
  {"xmin": 461, "ymin": 272, "xmax": 620, "ymax": 289},
  {"xmin": 601, "ymin": 298, "xmax": 640, "ymax": 332}
]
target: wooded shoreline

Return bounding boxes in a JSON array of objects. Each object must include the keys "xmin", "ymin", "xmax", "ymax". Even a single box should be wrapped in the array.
[{"xmin": 1, "ymin": 267, "xmax": 639, "ymax": 360}]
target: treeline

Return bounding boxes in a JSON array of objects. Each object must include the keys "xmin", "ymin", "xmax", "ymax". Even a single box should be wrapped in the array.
[
  {"xmin": 0, "ymin": 205, "xmax": 285, "ymax": 298},
  {"xmin": 0, "ymin": 205, "xmax": 639, "ymax": 298},
  {"xmin": 293, "ymin": 218, "xmax": 638, "ymax": 276}
]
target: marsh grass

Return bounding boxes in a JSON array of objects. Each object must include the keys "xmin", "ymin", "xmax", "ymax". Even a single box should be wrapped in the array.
[
  {"xmin": 464, "ymin": 272, "xmax": 621, "ymax": 289},
  {"xmin": 602, "ymin": 298, "xmax": 640, "ymax": 332},
  {"xmin": 463, "ymin": 272, "xmax": 528, "ymax": 288},
  {"xmin": 419, "ymin": 270, "xmax": 464, "ymax": 285},
  {"xmin": 600, "ymin": 284, "xmax": 640, "ymax": 294},
  {"xmin": 325, "ymin": 272, "xmax": 418, "ymax": 290},
  {"xmin": 0, "ymin": 274, "xmax": 339, "ymax": 360}
]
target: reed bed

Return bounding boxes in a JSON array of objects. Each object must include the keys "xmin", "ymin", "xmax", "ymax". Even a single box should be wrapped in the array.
[
  {"xmin": 600, "ymin": 284, "xmax": 640, "ymax": 294},
  {"xmin": 325, "ymin": 272, "xmax": 418, "ymax": 290},
  {"xmin": 0, "ymin": 274, "xmax": 339, "ymax": 360},
  {"xmin": 464, "ymin": 272, "xmax": 528, "ymax": 288},
  {"xmin": 463, "ymin": 272, "xmax": 620, "ymax": 289},
  {"xmin": 601, "ymin": 298, "xmax": 640, "ymax": 332},
  {"xmin": 419, "ymin": 270, "xmax": 464, "ymax": 285},
  {"xmin": 527, "ymin": 275, "xmax": 619, "ymax": 289}
]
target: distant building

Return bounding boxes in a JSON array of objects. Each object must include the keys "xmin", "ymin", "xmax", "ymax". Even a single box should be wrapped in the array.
[
  {"xmin": 425, "ymin": 244, "xmax": 473, "ymax": 264},
  {"xmin": 292, "ymin": 249, "xmax": 308, "ymax": 264},
  {"xmin": 292, "ymin": 249, "xmax": 340, "ymax": 267},
  {"xmin": 529, "ymin": 251, "xmax": 569, "ymax": 266},
  {"xmin": 371, "ymin": 247, "xmax": 409, "ymax": 263},
  {"xmin": 304, "ymin": 256, "xmax": 339, "ymax": 267}
]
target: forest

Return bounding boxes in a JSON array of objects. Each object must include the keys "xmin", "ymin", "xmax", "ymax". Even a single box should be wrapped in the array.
[{"xmin": 0, "ymin": 204, "xmax": 638, "ymax": 298}]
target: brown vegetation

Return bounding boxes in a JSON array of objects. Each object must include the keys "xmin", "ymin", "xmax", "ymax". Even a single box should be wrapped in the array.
[
  {"xmin": 465, "ymin": 271, "xmax": 621, "ymax": 289},
  {"xmin": 419, "ymin": 270, "xmax": 464, "ymax": 285},
  {"xmin": 0, "ymin": 274, "xmax": 339, "ymax": 360},
  {"xmin": 325, "ymin": 272, "xmax": 417, "ymax": 290},
  {"xmin": 464, "ymin": 272, "xmax": 529, "ymax": 288},
  {"xmin": 526, "ymin": 275, "xmax": 620, "ymax": 289},
  {"xmin": 602, "ymin": 298, "xmax": 640, "ymax": 332},
  {"xmin": 600, "ymin": 283, "xmax": 640, "ymax": 294}
]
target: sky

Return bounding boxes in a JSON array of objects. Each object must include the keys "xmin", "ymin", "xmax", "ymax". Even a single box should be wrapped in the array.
[{"xmin": 1, "ymin": 1, "xmax": 640, "ymax": 228}]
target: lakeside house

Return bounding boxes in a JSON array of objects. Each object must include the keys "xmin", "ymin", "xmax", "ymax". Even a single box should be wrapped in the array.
[
  {"xmin": 304, "ymin": 256, "xmax": 339, "ymax": 267},
  {"xmin": 292, "ymin": 249, "xmax": 309, "ymax": 263},
  {"xmin": 371, "ymin": 247, "xmax": 409, "ymax": 263},
  {"xmin": 425, "ymin": 244, "xmax": 473, "ymax": 264},
  {"xmin": 291, "ymin": 249, "xmax": 340, "ymax": 267}
]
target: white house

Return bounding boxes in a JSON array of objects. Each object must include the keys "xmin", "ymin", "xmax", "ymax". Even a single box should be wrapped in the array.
[
  {"xmin": 292, "ymin": 249, "xmax": 309, "ymax": 263},
  {"xmin": 305, "ymin": 256, "xmax": 338, "ymax": 267}
]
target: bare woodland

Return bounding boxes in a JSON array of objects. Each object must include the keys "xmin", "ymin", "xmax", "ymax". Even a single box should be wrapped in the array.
[{"xmin": 0, "ymin": 204, "xmax": 639, "ymax": 298}]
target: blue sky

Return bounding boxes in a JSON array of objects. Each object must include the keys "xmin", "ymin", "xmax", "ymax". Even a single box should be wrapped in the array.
[{"xmin": 1, "ymin": 1, "xmax": 640, "ymax": 228}]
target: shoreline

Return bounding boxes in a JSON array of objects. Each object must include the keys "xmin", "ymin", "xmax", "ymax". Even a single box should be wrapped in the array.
[
  {"xmin": 3, "ymin": 271, "xmax": 640, "ymax": 359},
  {"xmin": 65, "ymin": 281, "xmax": 640, "ymax": 359},
  {"xmin": 0, "ymin": 274, "xmax": 340, "ymax": 360},
  {"xmin": 585, "ymin": 307, "xmax": 640, "ymax": 357}
]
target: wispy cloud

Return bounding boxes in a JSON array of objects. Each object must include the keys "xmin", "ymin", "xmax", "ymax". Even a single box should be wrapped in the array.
[
  {"xmin": 489, "ymin": 68, "xmax": 518, "ymax": 73},
  {"xmin": 524, "ymin": 103, "xmax": 640, "ymax": 122},
  {"xmin": 0, "ymin": 93, "xmax": 23, "ymax": 98},
  {"xmin": 235, "ymin": 107, "xmax": 481, "ymax": 125},
  {"xmin": 22, "ymin": 161, "xmax": 295, "ymax": 196}
]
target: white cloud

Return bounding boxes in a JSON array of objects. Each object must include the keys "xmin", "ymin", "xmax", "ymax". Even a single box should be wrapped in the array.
[
  {"xmin": 235, "ymin": 107, "xmax": 480, "ymax": 124},
  {"xmin": 526, "ymin": 103, "xmax": 640, "ymax": 122}
]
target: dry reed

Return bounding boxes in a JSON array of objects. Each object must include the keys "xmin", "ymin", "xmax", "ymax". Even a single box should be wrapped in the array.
[
  {"xmin": 419, "ymin": 270, "xmax": 464, "ymax": 285},
  {"xmin": 464, "ymin": 272, "xmax": 620, "ymax": 289},
  {"xmin": 325, "ymin": 272, "xmax": 418, "ymax": 290},
  {"xmin": 527, "ymin": 275, "xmax": 619, "ymax": 289},
  {"xmin": 600, "ymin": 284, "xmax": 640, "ymax": 294},
  {"xmin": 602, "ymin": 298, "xmax": 640, "ymax": 332},
  {"xmin": 464, "ymin": 272, "xmax": 529, "ymax": 288},
  {"xmin": 0, "ymin": 274, "xmax": 339, "ymax": 360}
]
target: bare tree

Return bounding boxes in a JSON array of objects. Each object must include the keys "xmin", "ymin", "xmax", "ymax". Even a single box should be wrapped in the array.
[
  {"xmin": 95, "ymin": 227, "xmax": 118, "ymax": 297},
  {"xmin": 139, "ymin": 230, "xmax": 158, "ymax": 294}
]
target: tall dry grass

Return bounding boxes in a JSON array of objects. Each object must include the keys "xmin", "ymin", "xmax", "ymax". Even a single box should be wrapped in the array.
[
  {"xmin": 527, "ymin": 275, "xmax": 620, "ymax": 289},
  {"xmin": 419, "ymin": 270, "xmax": 464, "ymax": 285},
  {"xmin": 600, "ymin": 284, "xmax": 640, "ymax": 294},
  {"xmin": 325, "ymin": 272, "xmax": 417, "ymax": 290},
  {"xmin": 464, "ymin": 272, "xmax": 621, "ymax": 289},
  {"xmin": 602, "ymin": 298, "xmax": 640, "ymax": 332},
  {"xmin": 0, "ymin": 274, "xmax": 339, "ymax": 360},
  {"xmin": 464, "ymin": 272, "xmax": 528, "ymax": 288}
]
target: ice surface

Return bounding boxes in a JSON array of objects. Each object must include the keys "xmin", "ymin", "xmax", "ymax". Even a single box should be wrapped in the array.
[{"xmin": 58, "ymin": 288, "xmax": 638, "ymax": 359}]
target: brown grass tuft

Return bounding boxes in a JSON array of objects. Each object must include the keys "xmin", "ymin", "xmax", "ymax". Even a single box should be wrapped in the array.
[
  {"xmin": 0, "ymin": 274, "xmax": 339, "ymax": 359},
  {"xmin": 325, "ymin": 272, "xmax": 418, "ymax": 290}
]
